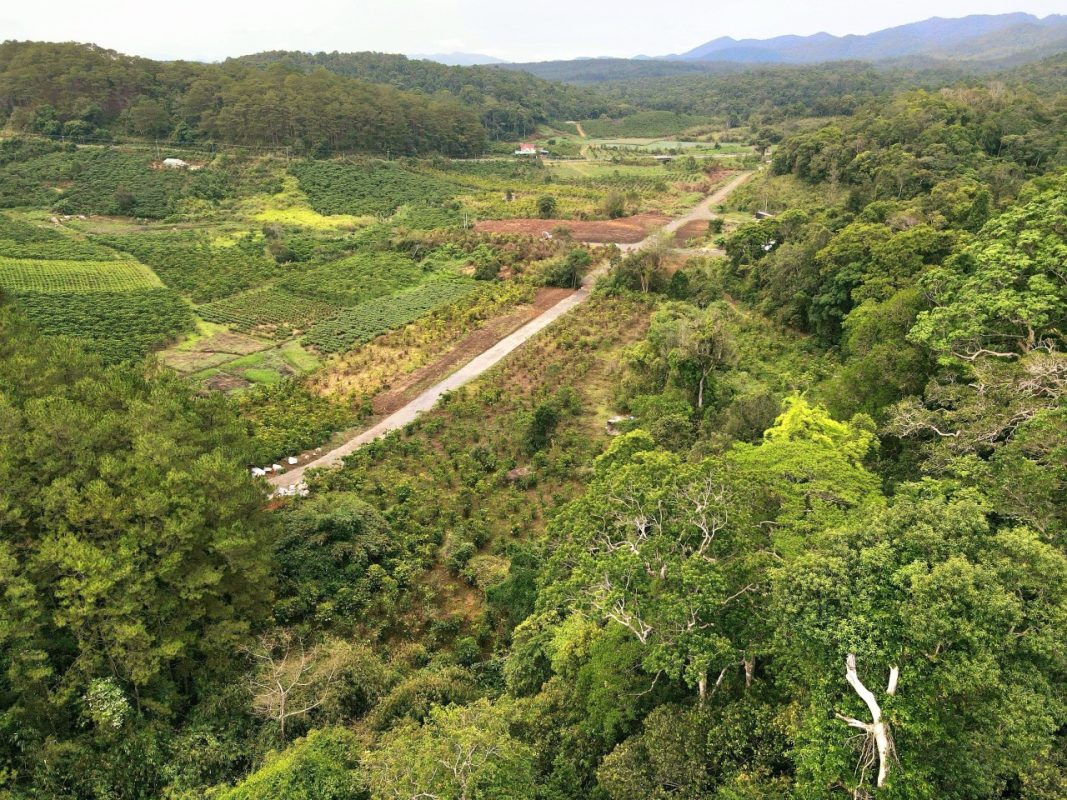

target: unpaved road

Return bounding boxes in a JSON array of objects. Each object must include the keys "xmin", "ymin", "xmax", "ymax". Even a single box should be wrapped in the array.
[
  {"xmin": 618, "ymin": 170, "xmax": 753, "ymax": 252},
  {"xmin": 270, "ymin": 286, "xmax": 592, "ymax": 489},
  {"xmin": 269, "ymin": 171, "xmax": 753, "ymax": 491}
]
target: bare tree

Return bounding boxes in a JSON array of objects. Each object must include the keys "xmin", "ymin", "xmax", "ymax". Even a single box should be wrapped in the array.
[
  {"xmin": 244, "ymin": 631, "xmax": 339, "ymax": 742},
  {"xmin": 835, "ymin": 653, "xmax": 900, "ymax": 792}
]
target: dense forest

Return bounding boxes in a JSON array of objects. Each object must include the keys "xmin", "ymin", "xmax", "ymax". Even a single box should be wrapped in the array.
[
  {"xmin": 0, "ymin": 42, "xmax": 486, "ymax": 155},
  {"xmin": 231, "ymin": 51, "xmax": 615, "ymax": 139},
  {"xmin": 1, "ymin": 30, "xmax": 1066, "ymax": 800}
]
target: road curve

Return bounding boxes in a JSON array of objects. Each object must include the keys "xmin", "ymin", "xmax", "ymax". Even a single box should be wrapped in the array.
[{"xmin": 269, "ymin": 170, "xmax": 754, "ymax": 491}]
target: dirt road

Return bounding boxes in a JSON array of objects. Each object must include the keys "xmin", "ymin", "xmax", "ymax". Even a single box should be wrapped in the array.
[
  {"xmin": 270, "ymin": 287, "xmax": 591, "ymax": 490},
  {"xmin": 618, "ymin": 170, "xmax": 753, "ymax": 252},
  {"xmin": 269, "ymin": 170, "xmax": 754, "ymax": 492}
]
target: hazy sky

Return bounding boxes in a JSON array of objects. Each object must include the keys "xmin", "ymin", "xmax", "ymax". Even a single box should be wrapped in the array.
[{"xmin": 3, "ymin": 1, "xmax": 1064, "ymax": 62}]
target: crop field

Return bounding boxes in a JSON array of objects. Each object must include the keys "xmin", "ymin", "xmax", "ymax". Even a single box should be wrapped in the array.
[
  {"xmin": 303, "ymin": 277, "xmax": 481, "ymax": 353},
  {"xmin": 0, "ymin": 142, "xmax": 718, "ymax": 375},
  {"xmin": 0, "ymin": 257, "xmax": 162, "ymax": 292},
  {"xmin": 13, "ymin": 288, "xmax": 193, "ymax": 362},
  {"xmin": 96, "ymin": 231, "xmax": 280, "ymax": 302},
  {"xmin": 579, "ymin": 111, "xmax": 718, "ymax": 138},
  {"xmin": 198, "ymin": 288, "xmax": 341, "ymax": 337},
  {"xmin": 277, "ymin": 251, "xmax": 434, "ymax": 306},
  {"xmin": 290, "ymin": 160, "xmax": 463, "ymax": 216},
  {"xmin": 239, "ymin": 175, "xmax": 374, "ymax": 230}
]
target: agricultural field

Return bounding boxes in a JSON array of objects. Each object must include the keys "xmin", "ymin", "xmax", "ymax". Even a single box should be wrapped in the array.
[
  {"xmin": 0, "ymin": 135, "xmax": 723, "ymax": 382},
  {"xmin": 303, "ymin": 277, "xmax": 481, "ymax": 354},
  {"xmin": 12, "ymin": 288, "xmax": 193, "ymax": 362},
  {"xmin": 0, "ymin": 210, "xmax": 194, "ymax": 361},
  {"xmin": 95, "ymin": 230, "xmax": 282, "ymax": 303},
  {"xmin": 578, "ymin": 111, "xmax": 719, "ymax": 138},
  {"xmin": 197, "ymin": 288, "xmax": 341, "ymax": 338},
  {"xmin": 290, "ymin": 159, "xmax": 462, "ymax": 216},
  {"xmin": 0, "ymin": 256, "xmax": 161, "ymax": 292}
]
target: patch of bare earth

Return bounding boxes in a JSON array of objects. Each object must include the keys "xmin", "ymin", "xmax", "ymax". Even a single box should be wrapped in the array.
[
  {"xmin": 162, "ymin": 332, "xmax": 270, "ymax": 373},
  {"xmin": 203, "ymin": 373, "xmax": 250, "ymax": 391},
  {"xmin": 372, "ymin": 287, "xmax": 573, "ymax": 414},
  {"xmin": 474, "ymin": 213, "xmax": 669, "ymax": 244},
  {"xmin": 189, "ymin": 331, "xmax": 271, "ymax": 355},
  {"xmin": 674, "ymin": 219, "xmax": 710, "ymax": 246}
]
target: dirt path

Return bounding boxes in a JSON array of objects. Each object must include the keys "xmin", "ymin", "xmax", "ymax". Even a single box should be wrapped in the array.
[
  {"xmin": 372, "ymin": 287, "xmax": 572, "ymax": 415},
  {"xmin": 270, "ymin": 286, "xmax": 591, "ymax": 490},
  {"xmin": 618, "ymin": 170, "xmax": 753, "ymax": 253},
  {"xmin": 269, "ymin": 171, "xmax": 754, "ymax": 492}
]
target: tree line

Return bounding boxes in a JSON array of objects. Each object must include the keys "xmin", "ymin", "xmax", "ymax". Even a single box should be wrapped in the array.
[{"xmin": 0, "ymin": 42, "xmax": 486, "ymax": 156}]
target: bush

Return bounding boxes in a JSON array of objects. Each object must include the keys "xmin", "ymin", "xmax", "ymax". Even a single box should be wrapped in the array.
[
  {"xmin": 537, "ymin": 195, "xmax": 557, "ymax": 219},
  {"xmin": 212, "ymin": 728, "xmax": 365, "ymax": 800}
]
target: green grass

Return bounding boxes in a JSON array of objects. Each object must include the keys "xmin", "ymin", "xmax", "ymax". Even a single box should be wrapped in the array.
[{"xmin": 0, "ymin": 257, "xmax": 162, "ymax": 292}]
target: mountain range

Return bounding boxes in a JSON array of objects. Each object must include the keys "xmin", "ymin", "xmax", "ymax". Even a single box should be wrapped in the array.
[{"xmin": 664, "ymin": 12, "xmax": 1067, "ymax": 64}]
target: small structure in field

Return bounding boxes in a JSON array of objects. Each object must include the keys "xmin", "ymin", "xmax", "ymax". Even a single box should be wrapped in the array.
[
  {"xmin": 162, "ymin": 157, "xmax": 189, "ymax": 169},
  {"xmin": 606, "ymin": 415, "xmax": 635, "ymax": 435},
  {"xmin": 514, "ymin": 143, "xmax": 538, "ymax": 156},
  {"xmin": 754, "ymin": 210, "xmax": 774, "ymax": 220}
]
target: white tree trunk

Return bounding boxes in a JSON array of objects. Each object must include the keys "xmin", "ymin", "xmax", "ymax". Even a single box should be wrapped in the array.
[{"xmin": 835, "ymin": 654, "xmax": 899, "ymax": 789}]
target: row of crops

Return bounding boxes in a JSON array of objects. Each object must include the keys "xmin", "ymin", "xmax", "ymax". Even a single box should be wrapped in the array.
[
  {"xmin": 95, "ymin": 231, "xmax": 284, "ymax": 303},
  {"xmin": 302, "ymin": 277, "xmax": 481, "ymax": 354},
  {"xmin": 12, "ymin": 289, "xmax": 193, "ymax": 362},
  {"xmin": 290, "ymin": 159, "xmax": 463, "ymax": 217},
  {"xmin": 198, "ymin": 288, "xmax": 341, "ymax": 337},
  {"xmin": 0, "ymin": 212, "xmax": 195, "ymax": 362},
  {"xmin": 0, "ymin": 138, "xmax": 287, "ymax": 219},
  {"xmin": 0, "ymin": 257, "xmax": 161, "ymax": 292}
]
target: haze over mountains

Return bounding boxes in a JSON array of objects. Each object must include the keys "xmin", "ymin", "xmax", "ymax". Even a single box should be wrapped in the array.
[
  {"xmin": 664, "ymin": 12, "xmax": 1067, "ymax": 64},
  {"xmin": 469, "ymin": 12, "xmax": 1067, "ymax": 76}
]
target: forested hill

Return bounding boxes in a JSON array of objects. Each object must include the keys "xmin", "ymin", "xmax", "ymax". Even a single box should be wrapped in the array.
[
  {"xmin": 0, "ymin": 41, "xmax": 486, "ymax": 156},
  {"xmin": 229, "ymin": 51, "xmax": 616, "ymax": 138}
]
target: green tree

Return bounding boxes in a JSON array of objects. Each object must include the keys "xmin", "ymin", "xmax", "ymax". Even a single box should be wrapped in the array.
[
  {"xmin": 362, "ymin": 699, "xmax": 535, "ymax": 800},
  {"xmin": 213, "ymin": 727, "xmax": 365, "ymax": 800},
  {"xmin": 774, "ymin": 485, "xmax": 1067, "ymax": 799},
  {"xmin": 537, "ymin": 195, "xmax": 558, "ymax": 219},
  {"xmin": 0, "ymin": 307, "xmax": 275, "ymax": 783}
]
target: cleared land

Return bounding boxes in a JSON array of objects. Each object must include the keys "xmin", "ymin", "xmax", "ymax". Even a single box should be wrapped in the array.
[{"xmin": 473, "ymin": 212, "xmax": 669, "ymax": 243}]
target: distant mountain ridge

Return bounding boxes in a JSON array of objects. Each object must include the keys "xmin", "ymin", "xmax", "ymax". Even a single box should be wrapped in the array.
[
  {"xmin": 666, "ymin": 13, "xmax": 1067, "ymax": 64},
  {"xmin": 411, "ymin": 52, "xmax": 505, "ymax": 66}
]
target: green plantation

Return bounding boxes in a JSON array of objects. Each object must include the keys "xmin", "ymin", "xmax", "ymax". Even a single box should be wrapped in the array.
[
  {"xmin": 303, "ymin": 277, "xmax": 481, "ymax": 353},
  {"xmin": 97, "ymin": 231, "xmax": 282, "ymax": 303},
  {"xmin": 12, "ymin": 288, "xmax": 193, "ymax": 361},
  {"xmin": 579, "ymin": 111, "xmax": 718, "ymax": 138},
  {"xmin": 0, "ymin": 256, "xmax": 161, "ymax": 292},
  {"xmin": 291, "ymin": 159, "xmax": 463, "ymax": 216},
  {"xmin": 198, "ymin": 288, "xmax": 342, "ymax": 337}
]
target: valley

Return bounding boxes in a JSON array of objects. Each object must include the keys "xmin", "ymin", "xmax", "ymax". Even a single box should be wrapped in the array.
[{"xmin": 0, "ymin": 17, "xmax": 1065, "ymax": 800}]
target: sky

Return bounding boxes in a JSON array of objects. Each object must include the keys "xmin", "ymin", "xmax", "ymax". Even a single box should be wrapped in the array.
[{"xmin": 2, "ymin": 1, "xmax": 1064, "ymax": 62}]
